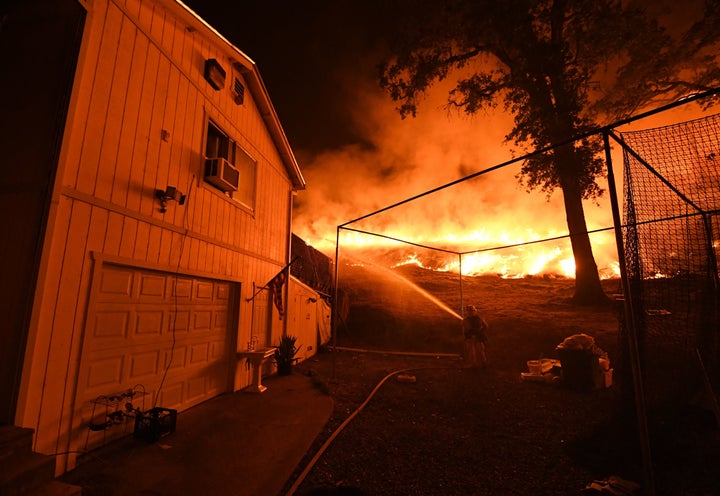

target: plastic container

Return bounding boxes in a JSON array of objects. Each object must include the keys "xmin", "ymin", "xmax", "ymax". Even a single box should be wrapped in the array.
[
  {"xmin": 539, "ymin": 358, "xmax": 556, "ymax": 373},
  {"xmin": 557, "ymin": 349, "xmax": 602, "ymax": 390},
  {"xmin": 602, "ymin": 368, "xmax": 614, "ymax": 388},
  {"xmin": 527, "ymin": 360, "xmax": 543, "ymax": 374},
  {"xmin": 134, "ymin": 407, "xmax": 177, "ymax": 442}
]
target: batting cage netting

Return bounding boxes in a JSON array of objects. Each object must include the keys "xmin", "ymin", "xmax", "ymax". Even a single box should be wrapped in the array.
[{"xmin": 619, "ymin": 112, "xmax": 720, "ymax": 413}]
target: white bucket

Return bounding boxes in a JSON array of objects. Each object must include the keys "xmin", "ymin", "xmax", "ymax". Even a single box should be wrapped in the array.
[{"xmin": 527, "ymin": 360, "xmax": 543, "ymax": 375}]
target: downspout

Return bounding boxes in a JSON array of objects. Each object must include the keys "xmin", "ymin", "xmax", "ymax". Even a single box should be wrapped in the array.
[
  {"xmin": 332, "ymin": 226, "xmax": 341, "ymax": 379},
  {"xmin": 283, "ymin": 189, "xmax": 294, "ymax": 338}
]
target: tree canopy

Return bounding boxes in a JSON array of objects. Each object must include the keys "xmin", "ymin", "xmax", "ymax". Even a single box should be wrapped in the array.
[{"xmin": 379, "ymin": 0, "xmax": 720, "ymax": 303}]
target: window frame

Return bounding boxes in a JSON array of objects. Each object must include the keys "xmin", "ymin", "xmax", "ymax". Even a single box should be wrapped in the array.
[{"xmin": 203, "ymin": 118, "xmax": 257, "ymax": 211}]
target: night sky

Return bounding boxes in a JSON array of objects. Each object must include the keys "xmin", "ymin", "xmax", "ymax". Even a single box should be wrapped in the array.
[{"xmin": 182, "ymin": 0, "xmax": 395, "ymax": 158}]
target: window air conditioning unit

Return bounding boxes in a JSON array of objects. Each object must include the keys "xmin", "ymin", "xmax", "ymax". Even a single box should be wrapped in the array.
[{"xmin": 205, "ymin": 158, "xmax": 240, "ymax": 192}]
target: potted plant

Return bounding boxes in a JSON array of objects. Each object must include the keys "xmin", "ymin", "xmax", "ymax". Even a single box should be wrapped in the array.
[{"xmin": 274, "ymin": 334, "xmax": 301, "ymax": 375}]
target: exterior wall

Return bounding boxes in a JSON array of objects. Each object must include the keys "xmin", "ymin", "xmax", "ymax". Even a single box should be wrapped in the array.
[
  {"xmin": 15, "ymin": 0, "xmax": 296, "ymax": 472},
  {"xmin": 286, "ymin": 277, "xmax": 323, "ymax": 362}
]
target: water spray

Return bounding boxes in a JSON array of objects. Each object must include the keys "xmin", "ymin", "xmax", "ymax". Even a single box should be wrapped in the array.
[{"xmin": 345, "ymin": 254, "xmax": 462, "ymax": 320}]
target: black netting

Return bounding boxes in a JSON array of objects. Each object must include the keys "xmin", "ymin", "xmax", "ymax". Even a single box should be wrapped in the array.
[{"xmin": 620, "ymin": 113, "xmax": 720, "ymax": 408}]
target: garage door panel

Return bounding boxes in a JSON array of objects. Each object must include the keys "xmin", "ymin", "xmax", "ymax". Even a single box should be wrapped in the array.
[
  {"xmin": 157, "ymin": 381, "xmax": 184, "ymax": 410},
  {"xmin": 171, "ymin": 278, "xmax": 193, "ymax": 300},
  {"xmin": 137, "ymin": 273, "xmax": 167, "ymax": 299},
  {"xmin": 194, "ymin": 281, "xmax": 214, "ymax": 301},
  {"xmin": 213, "ymin": 310, "xmax": 228, "ymax": 329},
  {"xmin": 77, "ymin": 265, "xmax": 236, "ymax": 445},
  {"xmin": 210, "ymin": 339, "xmax": 226, "ymax": 360},
  {"xmin": 92, "ymin": 310, "xmax": 131, "ymax": 340},
  {"xmin": 86, "ymin": 356, "xmax": 124, "ymax": 390},
  {"xmin": 128, "ymin": 350, "xmax": 160, "ymax": 379},
  {"xmin": 207, "ymin": 366, "xmax": 226, "ymax": 396},
  {"xmin": 188, "ymin": 343, "xmax": 209, "ymax": 365},
  {"xmin": 165, "ymin": 346, "xmax": 187, "ymax": 369},
  {"xmin": 97, "ymin": 267, "xmax": 133, "ymax": 300},
  {"xmin": 168, "ymin": 310, "xmax": 191, "ymax": 333},
  {"xmin": 135, "ymin": 309, "xmax": 164, "ymax": 337},
  {"xmin": 191, "ymin": 310, "xmax": 212, "ymax": 332},
  {"xmin": 215, "ymin": 284, "xmax": 229, "ymax": 300},
  {"xmin": 186, "ymin": 375, "xmax": 207, "ymax": 402}
]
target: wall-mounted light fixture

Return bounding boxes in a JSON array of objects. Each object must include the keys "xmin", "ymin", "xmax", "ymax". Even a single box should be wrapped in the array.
[
  {"xmin": 155, "ymin": 186, "xmax": 186, "ymax": 213},
  {"xmin": 204, "ymin": 58, "xmax": 226, "ymax": 90}
]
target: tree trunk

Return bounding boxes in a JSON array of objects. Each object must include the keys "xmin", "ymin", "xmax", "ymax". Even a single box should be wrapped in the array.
[
  {"xmin": 555, "ymin": 139, "xmax": 609, "ymax": 305},
  {"xmin": 556, "ymin": 148, "xmax": 609, "ymax": 305}
]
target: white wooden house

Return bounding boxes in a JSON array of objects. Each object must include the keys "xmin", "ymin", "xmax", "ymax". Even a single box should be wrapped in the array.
[{"xmin": 0, "ymin": 0, "xmax": 309, "ymax": 476}]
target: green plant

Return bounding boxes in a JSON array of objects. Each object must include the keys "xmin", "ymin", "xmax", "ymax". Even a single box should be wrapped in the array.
[{"xmin": 274, "ymin": 334, "xmax": 301, "ymax": 375}]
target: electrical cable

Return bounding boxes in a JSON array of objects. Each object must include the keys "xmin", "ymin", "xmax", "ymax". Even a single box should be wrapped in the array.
[
  {"xmin": 154, "ymin": 175, "xmax": 194, "ymax": 409},
  {"xmin": 284, "ymin": 363, "xmax": 457, "ymax": 496}
]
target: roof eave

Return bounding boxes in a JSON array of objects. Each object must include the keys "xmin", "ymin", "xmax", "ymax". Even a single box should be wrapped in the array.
[{"xmin": 235, "ymin": 63, "xmax": 306, "ymax": 191}]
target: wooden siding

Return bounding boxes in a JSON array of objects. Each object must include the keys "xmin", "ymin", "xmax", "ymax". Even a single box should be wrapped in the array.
[{"xmin": 19, "ymin": 0, "xmax": 295, "ymax": 467}]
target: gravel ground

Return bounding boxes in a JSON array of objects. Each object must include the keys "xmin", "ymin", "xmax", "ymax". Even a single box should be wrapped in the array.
[
  {"xmin": 284, "ymin": 350, "xmax": 718, "ymax": 496},
  {"xmin": 285, "ymin": 351, "xmax": 623, "ymax": 496},
  {"xmin": 277, "ymin": 270, "xmax": 719, "ymax": 496}
]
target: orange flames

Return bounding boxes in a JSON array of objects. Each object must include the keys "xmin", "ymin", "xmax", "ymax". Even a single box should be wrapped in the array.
[
  {"xmin": 337, "ymin": 227, "xmax": 621, "ymax": 280},
  {"xmin": 392, "ymin": 247, "xmax": 621, "ymax": 280},
  {"xmin": 292, "ymin": 77, "xmax": 627, "ymax": 280}
]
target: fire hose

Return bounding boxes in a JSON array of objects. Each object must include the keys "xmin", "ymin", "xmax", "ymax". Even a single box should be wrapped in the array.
[{"xmin": 284, "ymin": 364, "xmax": 455, "ymax": 495}]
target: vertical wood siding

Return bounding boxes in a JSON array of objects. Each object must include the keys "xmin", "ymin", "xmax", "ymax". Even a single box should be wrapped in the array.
[{"xmin": 22, "ymin": 0, "xmax": 297, "ymax": 462}]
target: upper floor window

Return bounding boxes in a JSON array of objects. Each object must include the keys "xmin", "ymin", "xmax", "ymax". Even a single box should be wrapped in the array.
[{"xmin": 204, "ymin": 120, "xmax": 256, "ymax": 209}]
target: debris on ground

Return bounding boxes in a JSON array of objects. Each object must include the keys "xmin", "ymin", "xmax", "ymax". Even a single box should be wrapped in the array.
[
  {"xmin": 395, "ymin": 374, "xmax": 417, "ymax": 383},
  {"xmin": 520, "ymin": 358, "xmax": 560, "ymax": 383},
  {"xmin": 582, "ymin": 475, "xmax": 641, "ymax": 495}
]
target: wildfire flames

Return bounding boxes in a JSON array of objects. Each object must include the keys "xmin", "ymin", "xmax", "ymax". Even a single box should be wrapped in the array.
[
  {"xmin": 338, "ymin": 229, "xmax": 620, "ymax": 280},
  {"xmin": 291, "ymin": 78, "xmax": 631, "ymax": 280}
]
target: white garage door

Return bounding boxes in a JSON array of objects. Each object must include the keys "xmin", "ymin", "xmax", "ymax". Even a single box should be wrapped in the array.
[{"xmin": 76, "ymin": 263, "xmax": 235, "ymax": 443}]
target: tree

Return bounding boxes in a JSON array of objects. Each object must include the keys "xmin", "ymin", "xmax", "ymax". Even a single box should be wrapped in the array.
[{"xmin": 379, "ymin": 0, "xmax": 720, "ymax": 304}]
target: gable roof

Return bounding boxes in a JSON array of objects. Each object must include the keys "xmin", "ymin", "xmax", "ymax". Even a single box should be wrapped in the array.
[{"xmin": 168, "ymin": 0, "xmax": 306, "ymax": 190}]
